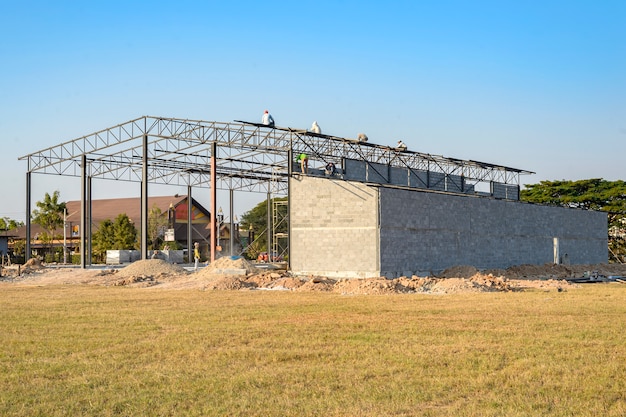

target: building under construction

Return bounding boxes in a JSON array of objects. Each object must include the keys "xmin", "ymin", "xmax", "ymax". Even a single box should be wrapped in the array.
[{"xmin": 20, "ymin": 116, "xmax": 607, "ymax": 276}]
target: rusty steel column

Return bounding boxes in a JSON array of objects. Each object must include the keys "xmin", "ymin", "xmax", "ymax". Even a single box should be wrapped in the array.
[
  {"xmin": 187, "ymin": 185, "xmax": 193, "ymax": 261},
  {"xmin": 86, "ymin": 176, "xmax": 92, "ymax": 266},
  {"xmin": 25, "ymin": 171, "xmax": 31, "ymax": 263},
  {"xmin": 210, "ymin": 142, "xmax": 217, "ymax": 263}
]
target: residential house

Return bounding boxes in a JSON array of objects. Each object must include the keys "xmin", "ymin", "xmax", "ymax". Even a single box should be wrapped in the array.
[{"xmin": 11, "ymin": 195, "xmax": 218, "ymax": 260}]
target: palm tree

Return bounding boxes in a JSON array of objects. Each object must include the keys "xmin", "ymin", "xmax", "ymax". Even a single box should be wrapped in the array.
[{"xmin": 32, "ymin": 191, "xmax": 66, "ymax": 260}]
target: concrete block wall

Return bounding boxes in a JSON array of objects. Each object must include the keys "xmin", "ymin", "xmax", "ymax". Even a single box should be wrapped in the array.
[
  {"xmin": 379, "ymin": 188, "xmax": 607, "ymax": 276},
  {"xmin": 290, "ymin": 176, "xmax": 607, "ymax": 278},
  {"xmin": 290, "ymin": 176, "xmax": 381, "ymax": 277}
]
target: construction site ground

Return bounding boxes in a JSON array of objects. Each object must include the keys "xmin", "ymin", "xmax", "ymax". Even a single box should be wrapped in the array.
[{"xmin": 3, "ymin": 257, "xmax": 626, "ymax": 294}]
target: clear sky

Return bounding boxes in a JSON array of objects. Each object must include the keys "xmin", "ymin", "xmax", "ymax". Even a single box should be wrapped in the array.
[{"xmin": 1, "ymin": 0, "xmax": 624, "ymax": 222}]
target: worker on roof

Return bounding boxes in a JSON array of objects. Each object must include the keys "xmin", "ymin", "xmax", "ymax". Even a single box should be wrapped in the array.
[
  {"xmin": 396, "ymin": 140, "xmax": 407, "ymax": 151},
  {"xmin": 297, "ymin": 153, "xmax": 309, "ymax": 174},
  {"xmin": 311, "ymin": 121, "xmax": 321, "ymax": 134},
  {"xmin": 261, "ymin": 110, "xmax": 275, "ymax": 127}
]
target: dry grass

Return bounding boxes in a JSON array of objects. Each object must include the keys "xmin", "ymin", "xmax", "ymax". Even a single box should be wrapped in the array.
[{"xmin": 0, "ymin": 284, "xmax": 625, "ymax": 416}]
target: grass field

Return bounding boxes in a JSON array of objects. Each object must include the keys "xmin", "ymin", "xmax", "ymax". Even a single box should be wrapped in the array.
[{"xmin": 0, "ymin": 284, "xmax": 625, "ymax": 416}]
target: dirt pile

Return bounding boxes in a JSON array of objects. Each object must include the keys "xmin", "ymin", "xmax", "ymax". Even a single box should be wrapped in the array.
[
  {"xmin": 3, "ymin": 260, "xmax": 626, "ymax": 293},
  {"xmin": 438, "ymin": 265, "xmax": 480, "ymax": 279},
  {"xmin": 116, "ymin": 259, "xmax": 188, "ymax": 278},
  {"xmin": 112, "ymin": 259, "xmax": 189, "ymax": 287},
  {"xmin": 17, "ymin": 258, "xmax": 46, "ymax": 275},
  {"xmin": 197, "ymin": 256, "xmax": 260, "ymax": 276}
]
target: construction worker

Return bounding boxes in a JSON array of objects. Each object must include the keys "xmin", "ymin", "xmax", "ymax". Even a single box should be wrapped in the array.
[
  {"xmin": 261, "ymin": 110, "xmax": 275, "ymax": 127},
  {"xmin": 297, "ymin": 153, "xmax": 309, "ymax": 174},
  {"xmin": 193, "ymin": 242, "xmax": 200, "ymax": 270}
]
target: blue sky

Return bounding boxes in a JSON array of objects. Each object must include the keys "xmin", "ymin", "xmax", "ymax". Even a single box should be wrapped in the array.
[{"xmin": 1, "ymin": 0, "xmax": 625, "ymax": 222}]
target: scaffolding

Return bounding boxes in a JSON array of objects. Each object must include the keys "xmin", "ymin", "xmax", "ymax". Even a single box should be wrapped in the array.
[{"xmin": 272, "ymin": 199, "xmax": 289, "ymax": 262}]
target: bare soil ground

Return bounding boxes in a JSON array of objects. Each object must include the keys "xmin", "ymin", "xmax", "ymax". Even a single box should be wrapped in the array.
[{"xmin": 3, "ymin": 257, "xmax": 626, "ymax": 294}]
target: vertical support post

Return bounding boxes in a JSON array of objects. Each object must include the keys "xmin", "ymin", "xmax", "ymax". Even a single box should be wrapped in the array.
[
  {"xmin": 210, "ymin": 142, "xmax": 217, "ymax": 263},
  {"xmin": 63, "ymin": 209, "xmax": 67, "ymax": 264},
  {"xmin": 141, "ymin": 133, "xmax": 149, "ymax": 260},
  {"xmin": 80, "ymin": 155, "xmax": 87, "ymax": 269},
  {"xmin": 553, "ymin": 237, "xmax": 560, "ymax": 264},
  {"xmin": 266, "ymin": 191, "xmax": 271, "ymax": 261},
  {"xmin": 229, "ymin": 189, "xmax": 234, "ymax": 256},
  {"xmin": 187, "ymin": 185, "xmax": 193, "ymax": 261},
  {"xmin": 25, "ymin": 171, "xmax": 31, "ymax": 263},
  {"xmin": 287, "ymin": 149, "xmax": 292, "ymax": 270},
  {"xmin": 87, "ymin": 176, "xmax": 92, "ymax": 266}
]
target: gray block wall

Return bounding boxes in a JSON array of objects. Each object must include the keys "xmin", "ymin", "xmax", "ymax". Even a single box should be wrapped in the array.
[
  {"xmin": 378, "ymin": 188, "xmax": 607, "ymax": 276},
  {"xmin": 290, "ymin": 176, "xmax": 381, "ymax": 278},
  {"xmin": 290, "ymin": 176, "xmax": 608, "ymax": 278}
]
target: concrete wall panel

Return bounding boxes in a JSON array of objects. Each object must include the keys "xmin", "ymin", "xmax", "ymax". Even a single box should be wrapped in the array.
[{"xmin": 290, "ymin": 176, "xmax": 380, "ymax": 277}]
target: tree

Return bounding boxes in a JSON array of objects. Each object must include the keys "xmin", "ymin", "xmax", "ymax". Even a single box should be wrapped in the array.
[
  {"xmin": 92, "ymin": 214, "xmax": 137, "ymax": 263},
  {"xmin": 239, "ymin": 197, "xmax": 288, "ymax": 258},
  {"xmin": 147, "ymin": 204, "xmax": 168, "ymax": 250},
  {"xmin": 0, "ymin": 217, "xmax": 23, "ymax": 231},
  {"xmin": 521, "ymin": 179, "xmax": 626, "ymax": 263},
  {"xmin": 112, "ymin": 214, "xmax": 137, "ymax": 250},
  {"xmin": 92, "ymin": 219, "xmax": 115, "ymax": 262},
  {"xmin": 32, "ymin": 191, "xmax": 66, "ymax": 257}
]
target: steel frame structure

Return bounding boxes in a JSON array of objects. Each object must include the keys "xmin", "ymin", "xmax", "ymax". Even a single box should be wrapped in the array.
[{"xmin": 20, "ymin": 115, "xmax": 534, "ymax": 266}]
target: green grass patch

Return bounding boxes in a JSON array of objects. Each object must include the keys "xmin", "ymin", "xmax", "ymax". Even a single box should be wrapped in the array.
[{"xmin": 0, "ymin": 285, "xmax": 625, "ymax": 416}]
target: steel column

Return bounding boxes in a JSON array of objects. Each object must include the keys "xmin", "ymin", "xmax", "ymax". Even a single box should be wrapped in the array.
[
  {"xmin": 266, "ymin": 191, "xmax": 271, "ymax": 260},
  {"xmin": 80, "ymin": 155, "xmax": 87, "ymax": 268},
  {"xmin": 87, "ymin": 176, "xmax": 92, "ymax": 266},
  {"xmin": 141, "ymin": 133, "xmax": 148, "ymax": 260},
  {"xmin": 229, "ymin": 189, "xmax": 235, "ymax": 256},
  {"xmin": 187, "ymin": 184, "xmax": 193, "ymax": 260},
  {"xmin": 287, "ymin": 149, "xmax": 292, "ymax": 270},
  {"xmin": 25, "ymin": 172, "xmax": 31, "ymax": 262},
  {"xmin": 210, "ymin": 142, "xmax": 217, "ymax": 263}
]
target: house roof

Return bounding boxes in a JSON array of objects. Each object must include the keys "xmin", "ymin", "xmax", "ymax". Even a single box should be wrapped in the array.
[
  {"xmin": 64, "ymin": 195, "xmax": 210, "ymax": 224},
  {"xmin": 12, "ymin": 195, "xmax": 213, "ymax": 241}
]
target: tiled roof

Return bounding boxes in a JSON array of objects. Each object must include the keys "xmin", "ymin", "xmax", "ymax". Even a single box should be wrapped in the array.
[
  {"xmin": 13, "ymin": 195, "xmax": 213, "ymax": 241},
  {"xmin": 64, "ymin": 195, "xmax": 197, "ymax": 224}
]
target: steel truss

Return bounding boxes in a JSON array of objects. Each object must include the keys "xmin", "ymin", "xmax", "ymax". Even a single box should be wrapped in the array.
[
  {"xmin": 20, "ymin": 115, "xmax": 532, "ymax": 194},
  {"xmin": 20, "ymin": 115, "xmax": 534, "ymax": 266}
]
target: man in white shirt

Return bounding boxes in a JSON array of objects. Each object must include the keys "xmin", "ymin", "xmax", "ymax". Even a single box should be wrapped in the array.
[{"xmin": 261, "ymin": 110, "xmax": 275, "ymax": 127}]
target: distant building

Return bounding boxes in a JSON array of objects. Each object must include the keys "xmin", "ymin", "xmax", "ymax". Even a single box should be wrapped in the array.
[{"xmin": 11, "ymin": 195, "xmax": 221, "ymax": 260}]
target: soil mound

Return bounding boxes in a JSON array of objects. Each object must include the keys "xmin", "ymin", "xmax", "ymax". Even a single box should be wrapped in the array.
[
  {"xmin": 24, "ymin": 258, "xmax": 44, "ymax": 268},
  {"xmin": 505, "ymin": 263, "xmax": 575, "ymax": 279},
  {"xmin": 197, "ymin": 256, "xmax": 259, "ymax": 277},
  {"xmin": 116, "ymin": 259, "xmax": 188, "ymax": 278},
  {"xmin": 438, "ymin": 265, "xmax": 479, "ymax": 278},
  {"xmin": 21, "ymin": 258, "xmax": 45, "ymax": 273},
  {"xmin": 202, "ymin": 276, "xmax": 254, "ymax": 291},
  {"xmin": 6, "ymin": 260, "xmax": 624, "ymax": 294}
]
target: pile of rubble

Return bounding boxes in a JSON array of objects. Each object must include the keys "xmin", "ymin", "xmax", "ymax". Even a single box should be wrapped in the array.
[{"xmin": 4, "ymin": 258, "xmax": 626, "ymax": 294}]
